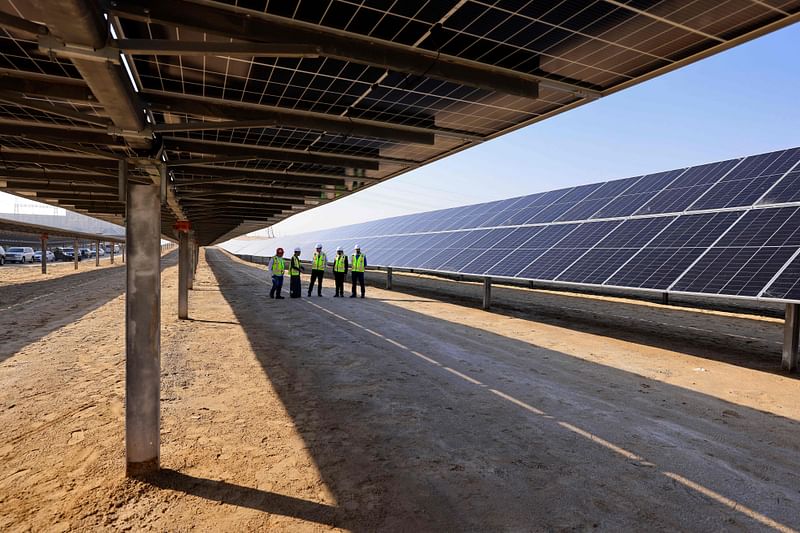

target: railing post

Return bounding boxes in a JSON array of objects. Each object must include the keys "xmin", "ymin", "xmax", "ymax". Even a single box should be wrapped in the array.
[{"xmin": 783, "ymin": 303, "xmax": 800, "ymax": 372}]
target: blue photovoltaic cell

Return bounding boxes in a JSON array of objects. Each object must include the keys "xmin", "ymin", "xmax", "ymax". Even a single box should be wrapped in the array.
[
  {"xmin": 465, "ymin": 227, "xmax": 545, "ymax": 275},
  {"xmin": 557, "ymin": 176, "xmax": 642, "ymax": 221},
  {"xmin": 515, "ymin": 221, "xmax": 621, "ymax": 280},
  {"xmin": 671, "ymin": 207, "xmax": 800, "ymax": 296},
  {"xmin": 557, "ymin": 217, "xmax": 675, "ymax": 284},
  {"xmin": 247, "ymin": 146, "xmax": 800, "ymax": 304},
  {"xmin": 605, "ymin": 212, "xmax": 741, "ymax": 289},
  {"xmin": 762, "ymin": 254, "xmax": 800, "ymax": 301},
  {"xmin": 635, "ymin": 159, "xmax": 740, "ymax": 215},
  {"xmin": 759, "ymin": 171, "xmax": 800, "ymax": 205},
  {"xmin": 688, "ymin": 148, "xmax": 800, "ymax": 211},
  {"xmin": 590, "ymin": 170, "xmax": 682, "ymax": 219}
]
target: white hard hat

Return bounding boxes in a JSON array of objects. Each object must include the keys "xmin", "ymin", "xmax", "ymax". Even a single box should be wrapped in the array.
[
  {"xmin": 354, "ymin": 244, "xmax": 361, "ymax": 249},
  {"xmin": 315, "ymin": 243, "xmax": 322, "ymax": 249},
  {"xmin": 336, "ymin": 246, "xmax": 343, "ymax": 252},
  {"xmin": 294, "ymin": 247, "xmax": 301, "ymax": 252}
]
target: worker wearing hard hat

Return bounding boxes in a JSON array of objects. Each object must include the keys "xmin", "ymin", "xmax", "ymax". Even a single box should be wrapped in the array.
[
  {"xmin": 308, "ymin": 243, "xmax": 327, "ymax": 297},
  {"xmin": 332, "ymin": 246, "xmax": 348, "ymax": 297},
  {"xmin": 267, "ymin": 247, "xmax": 286, "ymax": 299},
  {"xmin": 289, "ymin": 247, "xmax": 305, "ymax": 298},
  {"xmin": 350, "ymin": 244, "xmax": 367, "ymax": 298}
]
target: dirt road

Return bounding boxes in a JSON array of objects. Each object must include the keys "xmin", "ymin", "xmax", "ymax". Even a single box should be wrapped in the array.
[{"xmin": 1, "ymin": 247, "xmax": 799, "ymax": 531}]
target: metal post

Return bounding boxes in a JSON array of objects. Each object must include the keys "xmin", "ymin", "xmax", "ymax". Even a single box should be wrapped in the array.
[
  {"xmin": 122, "ymin": 244, "xmax": 125, "ymax": 263},
  {"xmin": 111, "ymin": 242, "xmax": 115, "ymax": 264},
  {"xmin": 662, "ymin": 292, "xmax": 670, "ymax": 305},
  {"xmin": 125, "ymin": 184, "xmax": 161, "ymax": 476},
  {"xmin": 386, "ymin": 267, "xmax": 393, "ymax": 290},
  {"xmin": 188, "ymin": 231, "xmax": 195, "ymax": 290},
  {"xmin": 41, "ymin": 234, "xmax": 47, "ymax": 274},
  {"xmin": 178, "ymin": 230, "xmax": 189, "ymax": 319},
  {"xmin": 483, "ymin": 277, "xmax": 492, "ymax": 310},
  {"xmin": 783, "ymin": 303, "xmax": 800, "ymax": 372},
  {"xmin": 95, "ymin": 240, "xmax": 100, "ymax": 267},
  {"xmin": 73, "ymin": 237, "xmax": 79, "ymax": 270}
]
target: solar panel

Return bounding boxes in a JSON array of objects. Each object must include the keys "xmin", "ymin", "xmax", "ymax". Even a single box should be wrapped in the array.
[{"xmin": 241, "ymin": 146, "xmax": 800, "ymax": 303}]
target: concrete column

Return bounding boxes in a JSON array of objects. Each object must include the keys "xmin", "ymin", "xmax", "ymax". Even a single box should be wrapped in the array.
[
  {"xmin": 95, "ymin": 240, "xmax": 100, "ymax": 267},
  {"xmin": 73, "ymin": 237, "xmax": 79, "ymax": 270},
  {"xmin": 125, "ymin": 184, "xmax": 161, "ymax": 476},
  {"xmin": 178, "ymin": 231, "xmax": 190, "ymax": 320},
  {"xmin": 386, "ymin": 267, "xmax": 393, "ymax": 290},
  {"xmin": 483, "ymin": 277, "xmax": 492, "ymax": 310},
  {"xmin": 40, "ymin": 235, "xmax": 47, "ymax": 274},
  {"xmin": 783, "ymin": 303, "xmax": 800, "ymax": 373}
]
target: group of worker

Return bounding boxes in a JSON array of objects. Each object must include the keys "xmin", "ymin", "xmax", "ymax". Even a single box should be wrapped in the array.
[{"xmin": 267, "ymin": 243, "xmax": 367, "ymax": 299}]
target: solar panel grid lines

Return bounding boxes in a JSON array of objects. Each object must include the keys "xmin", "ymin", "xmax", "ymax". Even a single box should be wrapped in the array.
[
  {"xmin": 634, "ymin": 158, "xmax": 742, "ymax": 216},
  {"xmin": 752, "ymin": 152, "xmax": 800, "ymax": 206},
  {"xmin": 687, "ymin": 147, "xmax": 800, "ymax": 211},
  {"xmin": 760, "ymin": 246, "xmax": 800, "ymax": 301}
]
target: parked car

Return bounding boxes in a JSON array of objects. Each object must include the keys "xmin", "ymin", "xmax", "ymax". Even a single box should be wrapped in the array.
[
  {"xmin": 88, "ymin": 247, "xmax": 105, "ymax": 257},
  {"xmin": 0, "ymin": 245, "xmax": 5, "ymax": 265},
  {"xmin": 60, "ymin": 247, "xmax": 81, "ymax": 261},
  {"xmin": 33, "ymin": 250, "xmax": 56, "ymax": 262},
  {"xmin": 79, "ymin": 248, "xmax": 90, "ymax": 259},
  {"xmin": 6, "ymin": 246, "xmax": 34, "ymax": 263}
]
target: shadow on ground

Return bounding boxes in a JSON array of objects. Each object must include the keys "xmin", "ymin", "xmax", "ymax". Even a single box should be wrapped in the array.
[
  {"xmin": 0, "ymin": 251, "xmax": 177, "ymax": 363},
  {"xmin": 201, "ymin": 249, "xmax": 800, "ymax": 531}
]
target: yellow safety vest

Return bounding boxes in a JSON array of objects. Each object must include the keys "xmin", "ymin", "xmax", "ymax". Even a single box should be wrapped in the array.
[
  {"xmin": 351, "ymin": 253, "xmax": 365, "ymax": 273},
  {"xmin": 334, "ymin": 254, "xmax": 346, "ymax": 272},
  {"xmin": 313, "ymin": 252, "xmax": 326, "ymax": 270},
  {"xmin": 290, "ymin": 256, "xmax": 302, "ymax": 276},
  {"xmin": 271, "ymin": 256, "xmax": 285, "ymax": 275}
]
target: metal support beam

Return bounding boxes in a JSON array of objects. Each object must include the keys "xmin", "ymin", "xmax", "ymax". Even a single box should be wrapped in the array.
[
  {"xmin": 73, "ymin": 237, "xmax": 79, "ymax": 270},
  {"xmin": 110, "ymin": 0, "xmax": 604, "ymax": 99},
  {"xmin": 146, "ymin": 91, "xmax": 436, "ymax": 145},
  {"xmin": 178, "ymin": 230, "xmax": 189, "ymax": 319},
  {"xmin": 483, "ymin": 277, "xmax": 492, "ymax": 310},
  {"xmin": 41, "ymin": 234, "xmax": 47, "ymax": 274},
  {"xmin": 386, "ymin": 267, "xmax": 393, "ymax": 290},
  {"xmin": 164, "ymin": 137, "xmax": 382, "ymax": 171},
  {"xmin": 125, "ymin": 183, "xmax": 161, "ymax": 475},
  {"xmin": 783, "ymin": 303, "xmax": 800, "ymax": 373}
]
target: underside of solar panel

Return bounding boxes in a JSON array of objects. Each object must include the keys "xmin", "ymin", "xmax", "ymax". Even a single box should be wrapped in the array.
[{"xmin": 226, "ymin": 146, "xmax": 800, "ymax": 303}]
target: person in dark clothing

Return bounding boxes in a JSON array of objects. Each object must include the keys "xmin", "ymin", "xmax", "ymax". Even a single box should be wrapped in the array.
[
  {"xmin": 289, "ymin": 247, "xmax": 304, "ymax": 298},
  {"xmin": 308, "ymin": 243, "xmax": 327, "ymax": 297},
  {"xmin": 350, "ymin": 244, "xmax": 366, "ymax": 298},
  {"xmin": 332, "ymin": 246, "xmax": 348, "ymax": 297}
]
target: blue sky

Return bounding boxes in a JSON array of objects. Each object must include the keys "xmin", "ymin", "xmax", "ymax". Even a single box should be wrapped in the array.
[{"xmin": 1, "ymin": 22, "xmax": 798, "ymax": 236}]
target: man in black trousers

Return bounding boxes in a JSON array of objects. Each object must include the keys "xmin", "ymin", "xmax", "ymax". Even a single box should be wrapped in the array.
[
  {"xmin": 308, "ymin": 243, "xmax": 327, "ymax": 297},
  {"xmin": 289, "ymin": 247, "xmax": 304, "ymax": 298},
  {"xmin": 350, "ymin": 244, "xmax": 366, "ymax": 298},
  {"xmin": 332, "ymin": 246, "xmax": 348, "ymax": 297}
]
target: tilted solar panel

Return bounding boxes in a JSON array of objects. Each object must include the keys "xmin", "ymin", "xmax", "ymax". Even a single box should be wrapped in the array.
[{"xmin": 237, "ymin": 146, "xmax": 800, "ymax": 303}]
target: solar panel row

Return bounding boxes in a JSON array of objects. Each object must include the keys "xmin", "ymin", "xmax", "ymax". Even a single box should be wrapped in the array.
[{"xmin": 225, "ymin": 146, "xmax": 800, "ymax": 303}]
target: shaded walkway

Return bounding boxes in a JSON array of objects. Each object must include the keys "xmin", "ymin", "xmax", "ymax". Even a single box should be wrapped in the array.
[{"xmin": 206, "ymin": 249, "xmax": 800, "ymax": 531}]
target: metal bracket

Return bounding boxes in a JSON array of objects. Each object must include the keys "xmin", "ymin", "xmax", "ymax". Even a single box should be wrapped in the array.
[
  {"xmin": 38, "ymin": 34, "xmax": 120, "ymax": 64},
  {"xmin": 107, "ymin": 125, "xmax": 154, "ymax": 139}
]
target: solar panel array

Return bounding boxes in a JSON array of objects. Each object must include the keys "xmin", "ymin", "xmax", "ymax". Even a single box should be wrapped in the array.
[{"xmin": 224, "ymin": 146, "xmax": 800, "ymax": 303}]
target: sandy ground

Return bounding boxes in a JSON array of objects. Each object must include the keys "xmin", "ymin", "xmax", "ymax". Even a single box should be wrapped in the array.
[{"xmin": 1, "ymin": 247, "xmax": 799, "ymax": 531}]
